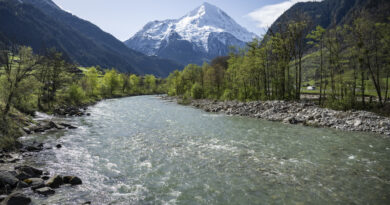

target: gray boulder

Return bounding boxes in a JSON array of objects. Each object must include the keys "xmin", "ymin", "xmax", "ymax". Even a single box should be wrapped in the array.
[
  {"xmin": 63, "ymin": 176, "xmax": 82, "ymax": 185},
  {"xmin": 15, "ymin": 166, "xmax": 43, "ymax": 179},
  {"xmin": 45, "ymin": 175, "xmax": 63, "ymax": 188},
  {"xmin": 16, "ymin": 181, "xmax": 29, "ymax": 189},
  {"xmin": 0, "ymin": 171, "xmax": 19, "ymax": 188},
  {"xmin": 1, "ymin": 192, "xmax": 31, "ymax": 205},
  {"xmin": 35, "ymin": 187, "xmax": 55, "ymax": 196},
  {"xmin": 24, "ymin": 178, "xmax": 44, "ymax": 190}
]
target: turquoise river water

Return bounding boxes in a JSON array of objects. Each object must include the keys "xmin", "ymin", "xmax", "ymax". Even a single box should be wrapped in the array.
[{"xmin": 21, "ymin": 96, "xmax": 390, "ymax": 204}]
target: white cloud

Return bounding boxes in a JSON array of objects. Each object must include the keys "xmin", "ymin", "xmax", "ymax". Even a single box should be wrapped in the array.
[{"xmin": 247, "ymin": 0, "xmax": 318, "ymax": 29}]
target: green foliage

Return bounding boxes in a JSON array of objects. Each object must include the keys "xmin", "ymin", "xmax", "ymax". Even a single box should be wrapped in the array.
[
  {"xmin": 191, "ymin": 83, "xmax": 203, "ymax": 99},
  {"xmin": 102, "ymin": 69, "xmax": 120, "ymax": 96},
  {"xmin": 84, "ymin": 67, "xmax": 100, "ymax": 96},
  {"xmin": 67, "ymin": 84, "xmax": 86, "ymax": 105},
  {"xmin": 165, "ymin": 16, "xmax": 390, "ymax": 112}
]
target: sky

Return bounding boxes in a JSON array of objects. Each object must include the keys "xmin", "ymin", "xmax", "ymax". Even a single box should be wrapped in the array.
[{"xmin": 52, "ymin": 0, "xmax": 316, "ymax": 41}]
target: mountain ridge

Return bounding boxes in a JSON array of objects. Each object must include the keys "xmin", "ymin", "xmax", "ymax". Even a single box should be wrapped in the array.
[
  {"xmin": 125, "ymin": 2, "xmax": 257, "ymax": 65},
  {"xmin": 0, "ymin": 0, "xmax": 182, "ymax": 77}
]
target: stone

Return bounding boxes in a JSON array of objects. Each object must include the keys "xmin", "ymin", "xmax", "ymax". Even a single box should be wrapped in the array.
[
  {"xmin": 1, "ymin": 192, "xmax": 31, "ymax": 205},
  {"xmin": 15, "ymin": 166, "xmax": 43, "ymax": 179},
  {"xmin": 81, "ymin": 202, "xmax": 91, "ymax": 205},
  {"xmin": 22, "ymin": 127, "xmax": 31, "ymax": 134},
  {"xmin": 59, "ymin": 123, "xmax": 78, "ymax": 129},
  {"xmin": 0, "ymin": 171, "xmax": 19, "ymax": 188},
  {"xmin": 56, "ymin": 144, "xmax": 62, "ymax": 149},
  {"xmin": 41, "ymin": 176, "xmax": 50, "ymax": 180},
  {"xmin": 283, "ymin": 117, "xmax": 299, "ymax": 124},
  {"xmin": 63, "ymin": 176, "xmax": 82, "ymax": 185},
  {"xmin": 45, "ymin": 175, "xmax": 63, "ymax": 188},
  {"xmin": 49, "ymin": 121, "xmax": 60, "ymax": 129},
  {"xmin": 354, "ymin": 119, "xmax": 362, "ymax": 127},
  {"xmin": 50, "ymin": 121, "xmax": 65, "ymax": 129},
  {"xmin": 24, "ymin": 178, "xmax": 44, "ymax": 187},
  {"xmin": 16, "ymin": 181, "xmax": 29, "ymax": 189},
  {"xmin": 24, "ymin": 146, "xmax": 42, "ymax": 152},
  {"xmin": 35, "ymin": 187, "xmax": 55, "ymax": 196},
  {"xmin": 0, "ymin": 195, "xmax": 6, "ymax": 202}
]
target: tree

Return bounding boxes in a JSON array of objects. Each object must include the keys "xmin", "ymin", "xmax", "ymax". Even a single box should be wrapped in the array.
[
  {"xmin": 35, "ymin": 48, "xmax": 72, "ymax": 109},
  {"xmin": 0, "ymin": 46, "xmax": 41, "ymax": 118},
  {"xmin": 307, "ymin": 26, "xmax": 326, "ymax": 105},
  {"xmin": 84, "ymin": 67, "xmax": 99, "ymax": 97},
  {"xmin": 102, "ymin": 69, "xmax": 120, "ymax": 96},
  {"xmin": 120, "ymin": 73, "xmax": 130, "ymax": 94},
  {"xmin": 129, "ymin": 74, "xmax": 140, "ymax": 94},
  {"xmin": 144, "ymin": 74, "xmax": 156, "ymax": 94}
]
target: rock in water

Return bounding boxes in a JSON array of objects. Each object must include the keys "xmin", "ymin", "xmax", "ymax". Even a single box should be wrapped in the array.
[
  {"xmin": 24, "ymin": 178, "xmax": 45, "ymax": 190},
  {"xmin": 0, "ymin": 171, "xmax": 19, "ymax": 188},
  {"xmin": 2, "ymin": 192, "xmax": 31, "ymax": 205},
  {"xmin": 0, "ymin": 195, "xmax": 7, "ymax": 202},
  {"xmin": 63, "ymin": 176, "xmax": 82, "ymax": 185},
  {"xmin": 15, "ymin": 166, "xmax": 43, "ymax": 179},
  {"xmin": 16, "ymin": 181, "xmax": 29, "ymax": 189},
  {"xmin": 45, "ymin": 175, "xmax": 63, "ymax": 188},
  {"xmin": 35, "ymin": 187, "xmax": 55, "ymax": 196}
]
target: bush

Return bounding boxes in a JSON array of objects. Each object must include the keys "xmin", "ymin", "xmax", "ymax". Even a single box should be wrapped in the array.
[
  {"xmin": 191, "ymin": 83, "xmax": 203, "ymax": 99},
  {"xmin": 0, "ymin": 117, "xmax": 23, "ymax": 151},
  {"xmin": 67, "ymin": 84, "xmax": 86, "ymax": 105},
  {"xmin": 221, "ymin": 89, "xmax": 234, "ymax": 101}
]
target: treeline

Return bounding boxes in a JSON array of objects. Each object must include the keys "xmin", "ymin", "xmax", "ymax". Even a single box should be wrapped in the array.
[
  {"xmin": 166, "ymin": 16, "xmax": 390, "ymax": 110},
  {"xmin": 0, "ymin": 45, "xmax": 161, "ymax": 147}
]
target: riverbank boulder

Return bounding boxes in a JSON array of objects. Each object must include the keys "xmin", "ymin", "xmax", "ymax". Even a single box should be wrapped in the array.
[
  {"xmin": 45, "ymin": 175, "xmax": 63, "ymax": 188},
  {"xmin": 23, "ymin": 178, "xmax": 44, "ymax": 190},
  {"xmin": 15, "ymin": 166, "xmax": 43, "ymax": 180},
  {"xmin": 2, "ymin": 192, "xmax": 31, "ymax": 205},
  {"xmin": 0, "ymin": 171, "xmax": 19, "ymax": 193},
  {"xmin": 35, "ymin": 187, "xmax": 55, "ymax": 196},
  {"xmin": 63, "ymin": 176, "xmax": 82, "ymax": 185},
  {"xmin": 170, "ymin": 96, "xmax": 390, "ymax": 136}
]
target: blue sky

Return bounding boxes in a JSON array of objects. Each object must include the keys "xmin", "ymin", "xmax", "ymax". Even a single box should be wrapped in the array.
[{"xmin": 52, "ymin": 0, "xmax": 314, "ymax": 41}]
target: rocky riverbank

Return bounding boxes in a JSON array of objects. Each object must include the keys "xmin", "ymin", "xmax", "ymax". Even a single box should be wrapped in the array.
[
  {"xmin": 163, "ymin": 96, "xmax": 390, "ymax": 136},
  {"xmin": 0, "ymin": 107, "xmax": 88, "ymax": 204}
]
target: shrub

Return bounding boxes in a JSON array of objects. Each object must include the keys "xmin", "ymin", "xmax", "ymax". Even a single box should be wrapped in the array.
[
  {"xmin": 191, "ymin": 83, "xmax": 203, "ymax": 99},
  {"xmin": 67, "ymin": 84, "xmax": 86, "ymax": 105},
  {"xmin": 221, "ymin": 89, "xmax": 234, "ymax": 101}
]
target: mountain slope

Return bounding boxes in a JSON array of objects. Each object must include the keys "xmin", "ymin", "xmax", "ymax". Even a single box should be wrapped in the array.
[
  {"xmin": 125, "ymin": 3, "xmax": 257, "ymax": 65},
  {"xmin": 0, "ymin": 0, "xmax": 182, "ymax": 77},
  {"xmin": 268, "ymin": 0, "xmax": 390, "ymax": 39}
]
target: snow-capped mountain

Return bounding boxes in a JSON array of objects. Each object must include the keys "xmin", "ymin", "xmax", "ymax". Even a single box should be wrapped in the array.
[{"xmin": 125, "ymin": 2, "xmax": 258, "ymax": 65}]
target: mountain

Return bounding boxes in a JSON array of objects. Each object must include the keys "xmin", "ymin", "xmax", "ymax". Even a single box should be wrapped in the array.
[
  {"xmin": 268, "ymin": 0, "xmax": 390, "ymax": 82},
  {"xmin": 125, "ymin": 2, "xmax": 257, "ymax": 66},
  {"xmin": 0, "ymin": 0, "xmax": 182, "ymax": 77},
  {"xmin": 268, "ymin": 0, "xmax": 390, "ymax": 40}
]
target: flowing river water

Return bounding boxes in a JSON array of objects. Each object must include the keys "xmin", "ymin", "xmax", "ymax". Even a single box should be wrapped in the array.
[{"xmin": 21, "ymin": 96, "xmax": 390, "ymax": 204}]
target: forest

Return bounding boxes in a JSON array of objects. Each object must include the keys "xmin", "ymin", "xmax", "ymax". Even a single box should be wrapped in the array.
[{"xmin": 166, "ymin": 16, "xmax": 390, "ymax": 111}]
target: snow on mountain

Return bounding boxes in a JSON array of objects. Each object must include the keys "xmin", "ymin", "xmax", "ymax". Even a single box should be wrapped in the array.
[{"xmin": 125, "ymin": 2, "xmax": 258, "ymax": 65}]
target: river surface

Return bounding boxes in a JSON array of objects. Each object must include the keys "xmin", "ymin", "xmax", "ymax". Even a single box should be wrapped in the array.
[{"xmin": 21, "ymin": 96, "xmax": 390, "ymax": 204}]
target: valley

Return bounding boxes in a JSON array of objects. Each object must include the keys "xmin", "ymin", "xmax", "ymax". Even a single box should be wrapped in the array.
[{"xmin": 0, "ymin": 0, "xmax": 390, "ymax": 204}]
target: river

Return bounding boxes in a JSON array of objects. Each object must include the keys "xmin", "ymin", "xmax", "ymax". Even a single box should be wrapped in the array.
[{"xmin": 21, "ymin": 96, "xmax": 390, "ymax": 204}]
